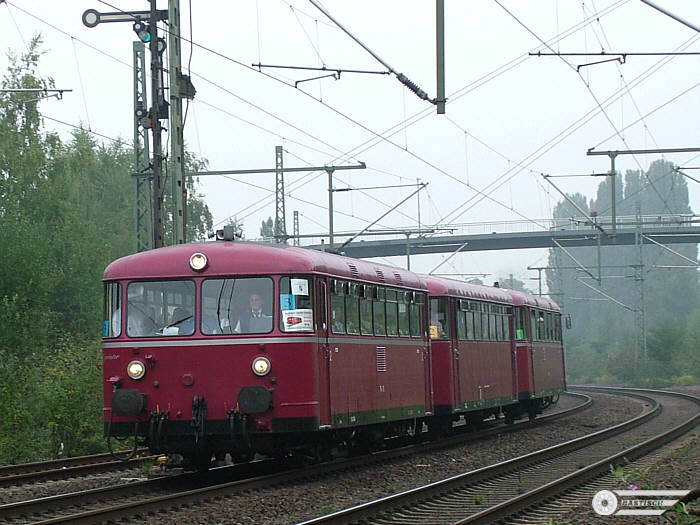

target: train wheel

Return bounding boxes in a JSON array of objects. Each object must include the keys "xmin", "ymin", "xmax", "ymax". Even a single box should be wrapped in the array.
[
  {"xmin": 186, "ymin": 445, "xmax": 212, "ymax": 471},
  {"xmin": 428, "ymin": 416, "xmax": 451, "ymax": 438},
  {"xmin": 527, "ymin": 404, "xmax": 537, "ymax": 421},
  {"xmin": 231, "ymin": 446, "xmax": 254, "ymax": 463}
]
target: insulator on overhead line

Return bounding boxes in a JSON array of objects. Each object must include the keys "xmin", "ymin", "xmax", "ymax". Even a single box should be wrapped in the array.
[{"xmin": 396, "ymin": 73, "xmax": 431, "ymax": 102}]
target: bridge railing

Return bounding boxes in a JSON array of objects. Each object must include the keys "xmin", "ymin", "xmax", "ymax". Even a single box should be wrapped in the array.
[{"xmin": 246, "ymin": 214, "xmax": 698, "ymax": 245}]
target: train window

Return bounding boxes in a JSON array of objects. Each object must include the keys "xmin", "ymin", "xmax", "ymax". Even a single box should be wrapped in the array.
[
  {"xmin": 515, "ymin": 308, "xmax": 527, "ymax": 340},
  {"xmin": 373, "ymin": 296, "xmax": 386, "ymax": 336},
  {"xmin": 279, "ymin": 276, "xmax": 314, "ymax": 332},
  {"xmin": 386, "ymin": 297, "xmax": 399, "ymax": 336},
  {"xmin": 503, "ymin": 315, "xmax": 511, "ymax": 341},
  {"xmin": 548, "ymin": 313, "xmax": 555, "ymax": 340},
  {"xmin": 330, "ymin": 292, "xmax": 346, "ymax": 334},
  {"xmin": 201, "ymin": 277, "xmax": 273, "ymax": 335},
  {"xmin": 398, "ymin": 301, "xmax": 410, "ymax": 336},
  {"xmin": 429, "ymin": 298, "xmax": 449, "ymax": 339},
  {"xmin": 409, "ymin": 303, "xmax": 421, "ymax": 337},
  {"xmin": 495, "ymin": 314, "xmax": 503, "ymax": 341},
  {"xmin": 360, "ymin": 294, "xmax": 373, "ymax": 335},
  {"xmin": 471, "ymin": 310, "xmax": 480, "ymax": 340},
  {"xmin": 457, "ymin": 310, "xmax": 467, "ymax": 340},
  {"xmin": 465, "ymin": 311, "xmax": 474, "ymax": 340},
  {"xmin": 556, "ymin": 314, "xmax": 562, "ymax": 341},
  {"xmin": 103, "ymin": 282, "xmax": 122, "ymax": 338},
  {"xmin": 126, "ymin": 280, "xmax": 195, "ymax": 337},
  {"xmin": 345, "ymin": 294, "xmax": 360, "ymax": 335},
  {"xmin": 488, "ymin": 313, "xmax": 497, "ymax": 340}
]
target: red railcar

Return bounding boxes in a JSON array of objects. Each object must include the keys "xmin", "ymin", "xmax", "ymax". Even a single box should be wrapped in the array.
[
  {"xmin": 102, "ymin": 240, "xmax": 430, "ymax": 467},
  {"xmin": 507, "ymin": 290, "xmax": 566, "ymax": 418},
  {"xmin": 422, "ymin": 276, "xmax": 517, "ymax": 429},
  {"xmin": 102, "ymin": 238, "xmax": 566, "ymax": 468}
]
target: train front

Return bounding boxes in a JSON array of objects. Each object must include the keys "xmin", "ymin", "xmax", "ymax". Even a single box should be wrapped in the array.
[{"xmin": 101, "ymin": 241, "xmax": 321, "ymax": 469}]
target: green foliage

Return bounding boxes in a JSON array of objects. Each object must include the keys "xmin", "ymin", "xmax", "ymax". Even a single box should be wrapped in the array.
[
  {"xmin": 260, "ymin": 216, "xmax": 274, "ymax": 239},
  {"xmin": 0, "ymin": 40, "xmax": 213, "ymax": 464},
  {"xmin": 549, "ymin": 159, "xmax": 699, "ymax": 387}
]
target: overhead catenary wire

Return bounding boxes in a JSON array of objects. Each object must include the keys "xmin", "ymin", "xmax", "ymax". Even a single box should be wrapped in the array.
[{"xmin": 493, "ymin": 0, "xmax": 677, "ymax": 218}]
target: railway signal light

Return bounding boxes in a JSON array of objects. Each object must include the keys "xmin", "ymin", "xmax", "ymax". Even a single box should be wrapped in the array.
[
  {"xmin": 133, "ymin": 19, "xmax": 151, "ymax": 43},
  {"xmin": 136, "ymin": 107, "xmax": 152, "ymax": 129}
]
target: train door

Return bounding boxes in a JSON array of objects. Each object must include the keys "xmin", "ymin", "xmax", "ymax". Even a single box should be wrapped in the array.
[
  {"xmin": 451, "ymin": 299, "xmax": 462, "ymax": 408},
  {"xmin": 508, "ymin": 309, "xmax": 517, "ymax": 399},
  {"xmin": 316, "ymin": 279, "xmax": 331, "ymax": 426}
]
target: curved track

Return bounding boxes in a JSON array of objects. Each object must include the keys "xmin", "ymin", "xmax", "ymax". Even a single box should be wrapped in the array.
[
  {"xmin": 0, "ymin": 393, "xmax": 590, "ymax": 524},
  {"xmin": 297, "ymin": 387, "xmax": 698, "ymax": 525}
]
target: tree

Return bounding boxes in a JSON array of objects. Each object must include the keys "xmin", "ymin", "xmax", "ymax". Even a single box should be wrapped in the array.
[
  {"xmin": 260, "ymin": 216, "xmax": 274, "ymax": 239},
  {"xmin": 546, "ymin": 160, "xmax": 698, "ymax": 386}
]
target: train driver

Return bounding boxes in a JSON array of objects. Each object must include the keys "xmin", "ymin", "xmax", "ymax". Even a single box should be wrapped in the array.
[{"xmin": 234, "ymin": 292, "xmax": 272, "ymax": 333}]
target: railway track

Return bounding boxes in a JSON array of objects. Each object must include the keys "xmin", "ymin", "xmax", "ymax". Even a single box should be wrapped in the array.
[
  {"xmin": 0, "ymin": 392, "xmax": 591, "ymax": 524},
  {"xmin": 0, "ymin": 451, "xmax": 153, "ymax": 488},
  {"xmin": 298, "ymin": 387, "xmax": 699, "ymax": 525}
]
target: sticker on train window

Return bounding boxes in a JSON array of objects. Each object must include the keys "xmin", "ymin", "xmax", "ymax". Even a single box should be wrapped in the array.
[
  {"xmin": 290, "ymin": 279, "xmax": 309, "ymax": 296},
  {"xmin": 282, "ymin": 309, "xmax": 313, "ymax": 331},
  {"xmin": 280, "ymin": 294, "xmax": 295, "ymax": 311}
]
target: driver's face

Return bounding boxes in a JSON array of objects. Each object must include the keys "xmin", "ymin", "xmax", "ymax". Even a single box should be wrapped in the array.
[{"xmin": 250, "ymin": 294, "xmax": 262, "ymax": 309}]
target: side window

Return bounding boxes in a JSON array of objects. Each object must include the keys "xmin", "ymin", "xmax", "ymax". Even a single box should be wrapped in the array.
[
  {"xmin": 429, "ymin": 297, "xmax": 450, "ymax": 339},
  {"xmin": 474, "ymin": 305, "xmax": 483, "ymax": 340},
  {"xmin": 385, "ymin": 289, "xmax": 399, "ymax": 336},
  {"xmin": 103, "ymin": 282, "xmax": 122, "ymax": 338},
  {"xmin": 331, "ymin": 290, "xmax": 346, "ymax": 334},
  {"xmin": 360, "ymin": 287, "xmax": 373, "ymax": 335},
  {"xmin": 466, "ymin": 310, "xmax": 475, "ymax": 340},
  {"xmin": 409, "ymin": 301, "xmax": 422, "ymax": 337},
  {"xmin": 373, "ymin": 288, "xmax": 386, "ymax": 336},
  {"xmin": 398, "ymin": 293, "xmax": 410, "ymax": 336},
  {"xmin": 345, "ymin": 287, "xmax": 360, "ymax": 335},
  {"xmin": 488, "ymin": 313, "xmax": 497, "ymax": 340},
  {"xmin": 279, "ymin": 276, "xmax": 314, "ymax": 333},
  {"xmin": 457, "ymin": 310, "xmax": 466, "ymax": 340},
  {"xmin": 495, "ymin": 313, "xmax": 503, "ymax": 341},
  {"xmin": 515, "ymin": 307, "xmax": 527, "ymax": 340},
  {"xmin": 556, "ymin": 314, "xmax": 562, "ymax": 341}
]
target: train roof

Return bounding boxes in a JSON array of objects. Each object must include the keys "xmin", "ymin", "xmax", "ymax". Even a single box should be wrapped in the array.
[
  {"xmin": 506, "ymin": 289, "xmax": 561, "ymax": 312},
  {"xmin": 420, "ymin": 274, "xmax": 514, "ymax": 304},
  {"xmin": 103, "ymin": 241, "xmax": 426, "ymax": 290}
]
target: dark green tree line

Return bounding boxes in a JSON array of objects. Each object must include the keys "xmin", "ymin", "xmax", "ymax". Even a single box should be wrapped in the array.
[{"xmin": 0, "ymin": 39, "xmax": 213, "ymax": 463}]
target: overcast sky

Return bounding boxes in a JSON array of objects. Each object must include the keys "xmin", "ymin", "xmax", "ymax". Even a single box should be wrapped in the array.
[{"xmin": 1, "ymin": 0, "xmax": 698, "ymax": 289}]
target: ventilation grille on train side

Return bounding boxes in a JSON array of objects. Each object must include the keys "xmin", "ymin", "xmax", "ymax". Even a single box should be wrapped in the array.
[
  {"xmin": 375, "ymin": 269, "xmax": 385, "ymax": 282},
  {"xmin": 347, "ymin": 263, "xmax": 359, "ymax": 278},
  {"xmin": 393, "ymin": 271, "xmax": 404, "ymax": 285},
  {"xmin": 376, "ymin": 346, "xmax": 387, "ymax": 372}
]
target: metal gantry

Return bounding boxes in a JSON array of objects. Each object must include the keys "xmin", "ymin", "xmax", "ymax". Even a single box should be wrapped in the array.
[
  {"xmin": 132, "ymin": 41, "xmax": 153, "ymax": 253},
  {"xmin": 274, "ymin": 146, "xmax": 286, "ymax": 243}
]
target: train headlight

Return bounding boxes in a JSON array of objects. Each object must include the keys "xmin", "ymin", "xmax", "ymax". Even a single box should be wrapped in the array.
[
  {"xmin": 127, "ymin": 360, "xmax": 146, "ymax": 380},
  {"xmin": 252, "ymin": 356, "xmax": 271, "ymax": 377},
  {"xmin": 189, "ymin": 252, "xmax": 208, "ymax": 271}
]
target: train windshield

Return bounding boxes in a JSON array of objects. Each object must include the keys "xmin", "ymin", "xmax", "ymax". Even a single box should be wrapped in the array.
[
  {"xmin": 201, "ymin": 277, "xmax": 274, "ymax": 334},
  {"xmin": 125, "ymin": 281, "xmax": 195, "ymax": 337}
]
